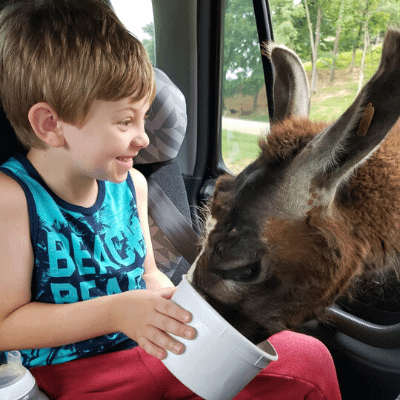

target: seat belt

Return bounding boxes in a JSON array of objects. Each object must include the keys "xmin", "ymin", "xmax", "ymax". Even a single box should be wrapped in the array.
[{"xmin": 147, "ymin": 177, "xmax": 199, "ymax": 265}]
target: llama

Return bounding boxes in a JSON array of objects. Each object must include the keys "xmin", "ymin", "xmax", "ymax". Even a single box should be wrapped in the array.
[{"xmin": 187, "ymin": 30, "xmax": 400, "ymax": 344}]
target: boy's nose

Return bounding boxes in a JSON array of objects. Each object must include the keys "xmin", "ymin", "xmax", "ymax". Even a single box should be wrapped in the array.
[{"xmin": 132, "ymin": 126, "xmax": 150, "ymax": 150}]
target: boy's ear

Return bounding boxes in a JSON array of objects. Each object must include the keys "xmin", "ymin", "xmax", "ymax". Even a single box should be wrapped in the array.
[{"xmin": 28, "ymin": 103, "xmax": 65, "ymax": 148}]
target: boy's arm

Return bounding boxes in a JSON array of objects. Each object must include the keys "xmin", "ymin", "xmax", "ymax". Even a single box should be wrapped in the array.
[
  {"xmin": 0, "ymin": 172, "xmax": 115, "ymax": 350},
  {"xmin": 129, "ymin": 168, "xmax": 175, "ymax": 290},
  {"xmin": 0, "ymin": 172, "xmax": 194, "ymax": 359}
]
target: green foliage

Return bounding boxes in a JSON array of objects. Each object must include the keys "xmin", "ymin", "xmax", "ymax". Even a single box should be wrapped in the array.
[
  {"xmin": 303, "ymin": 43, "xmax": 382, "ymax": 71},
  {"xmin": 142, "ymin": 22, "xmax": 155, "ymax": 65},
  {"xmin": 268, "ymin": 0, "xmax": 305, "ymax": 46},
  {"xmin": 267, "ymin": 0, "xmax": 399, "ymax": 59}
]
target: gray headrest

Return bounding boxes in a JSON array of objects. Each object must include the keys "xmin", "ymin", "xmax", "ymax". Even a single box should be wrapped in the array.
[{"xmin": 134, "ymin": 68, "xmax": 187, "ymax": 165}]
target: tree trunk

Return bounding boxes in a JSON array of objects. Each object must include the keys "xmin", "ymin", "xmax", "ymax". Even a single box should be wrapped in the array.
[
  {"xmin": 350, "ymin": 23, "xmax": 364, "ymax": 72},
  {"xmin": 357, "ymin": 20, "xmax": 369, "ymax": 94},
  {"xmin": 252, "ymin": 89, "xmax": 259, "ymax": 113},
  {"xmin": 305, "ymin": 0, "xmax": 322, "ymax": 94},
  {"xmin": 329, "ymin": 0, "xmax": 346, "ymax": 83},
  {"xmin": 313, "ymin": 5, "xmax": 322, "ymax": 92},
  {"xmin": 357, "ymin": 0, "xmax": 371, "ymax": 94},
  {"xmin": 350, "ymin": 47, "xmax": 356, "ymax": 71}
]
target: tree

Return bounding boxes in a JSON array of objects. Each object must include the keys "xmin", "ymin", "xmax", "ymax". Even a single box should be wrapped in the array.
[{"xmin": 223, "ymin": 0, "xmax": 265, "ymax": 113}]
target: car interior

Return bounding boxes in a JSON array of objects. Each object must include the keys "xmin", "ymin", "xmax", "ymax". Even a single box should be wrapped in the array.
[{"xmin": 0, "ymin": 0, "xmax": 399, "ymax": 399}]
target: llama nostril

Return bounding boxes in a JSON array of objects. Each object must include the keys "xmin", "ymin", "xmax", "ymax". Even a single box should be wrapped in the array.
[{"xmin": 216, "ymin": 261, "xmax": 261, "ymax": 282}]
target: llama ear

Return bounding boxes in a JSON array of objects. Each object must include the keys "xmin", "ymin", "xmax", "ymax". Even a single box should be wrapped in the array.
[
  {"xmin": 210, "ymin": 174, "xmax": 235, "ymax": 217},
  {"xmin": 291, "ymin": 30, "xmax": 400, "ymax": 195},
  {"xmin": 263, "ymin": 42, "xmax": 310, "ymax": 123}
]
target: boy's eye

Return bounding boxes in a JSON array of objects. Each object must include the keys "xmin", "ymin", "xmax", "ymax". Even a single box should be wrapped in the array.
[{"xmin": 119, "ymin": 119, "xmax": 132, "ymax": 127}]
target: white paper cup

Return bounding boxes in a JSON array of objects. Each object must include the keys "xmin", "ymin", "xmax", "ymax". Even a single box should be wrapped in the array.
[{"xmin": 162, "ymin": 275, "xmax": 278, "ymax": 400}]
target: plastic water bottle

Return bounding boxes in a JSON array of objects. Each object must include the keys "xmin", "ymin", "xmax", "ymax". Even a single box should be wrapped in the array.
[{"xmin": 0, "ymin": 351, "xmax": 49, "ymax": 400}]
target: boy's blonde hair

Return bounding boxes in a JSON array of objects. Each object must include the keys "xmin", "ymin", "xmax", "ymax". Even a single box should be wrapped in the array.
[{"xmin": 0, "ymin": 0, "xmax": 155, "ymax": 149}]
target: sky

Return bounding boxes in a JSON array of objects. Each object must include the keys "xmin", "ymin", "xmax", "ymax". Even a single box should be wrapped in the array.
[{"xmin": 111, "ymin": 0, "xmax": 154, "ymax": 41}]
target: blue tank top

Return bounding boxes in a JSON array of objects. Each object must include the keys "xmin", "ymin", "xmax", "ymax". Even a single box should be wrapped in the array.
[{"xmin": 0, "ymin": 154, "xmax": 146, "ymax": 368}]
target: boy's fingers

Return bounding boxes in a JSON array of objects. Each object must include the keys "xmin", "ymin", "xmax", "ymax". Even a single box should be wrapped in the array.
[
  {"xmin": 137, "ymin": 336, "xmax": 167, "ymax": 360},
  {"xmin": 155, "ymin": 297, "xmax": 192, "ymax": 324},
  {"xmin": 139, "ymin": 328, "xmax": 186, "ymax": 359},
  {"xmin": 158, "ymin": 286, "xmax": 177, "ymax": 300},
  {"xmin": 155, "ymin": 312, "xmax": 196, "ymax": 341}
]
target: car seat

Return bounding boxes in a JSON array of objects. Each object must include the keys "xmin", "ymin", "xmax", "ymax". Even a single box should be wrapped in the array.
[
  {"xmin": 134, "ymin": 67, "xmax": 195, "ymax": 285},
  {"xmin": 0, "ymin": 66, "xmax": 195, "ymax": 286}
]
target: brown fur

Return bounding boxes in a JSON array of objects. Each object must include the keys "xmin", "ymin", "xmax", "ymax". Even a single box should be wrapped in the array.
[
  {"xmin": 340, "ymin": 123, "xmax": 400, "ymax": 271},
  {"xmin": 264, "ymin": 117, "xmax": 400, "ymax": 286},
  {"xmin": 259, "ymin": 118, "xmax": 327, "ymax": 163},
  {"xmin": 190, "ymin": 119, "xmax": 400, "ymax": 343}
]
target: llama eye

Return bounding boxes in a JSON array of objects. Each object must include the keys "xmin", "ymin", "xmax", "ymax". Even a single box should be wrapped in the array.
[{"xmin": 218, "ymin": 261, "xmax": 261, "ymax": 282}]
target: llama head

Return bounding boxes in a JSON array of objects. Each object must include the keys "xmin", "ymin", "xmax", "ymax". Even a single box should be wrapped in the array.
[{"xmin": 188, "ymin": 30, "xmax": 400, "ymax": 344}]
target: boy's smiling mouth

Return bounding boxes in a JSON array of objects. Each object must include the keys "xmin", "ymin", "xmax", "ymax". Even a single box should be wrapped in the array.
[
  {"xmin": 116, "ymin": 156, "xmax": 134, "ymax": 169},
  {"xmin": 116, "ymin": 156, "xmax": 133, "ymax": 162}
]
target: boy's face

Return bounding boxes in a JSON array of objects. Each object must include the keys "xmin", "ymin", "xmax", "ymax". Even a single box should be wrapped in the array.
[{"xmin": 60, "ymin": 95, "xmax": 151, "ymax": 183}]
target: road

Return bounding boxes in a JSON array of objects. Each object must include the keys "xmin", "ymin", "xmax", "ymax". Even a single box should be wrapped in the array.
[{"xmin": 221, "ymin": 117, "xmax": 270, "ymax": 136}]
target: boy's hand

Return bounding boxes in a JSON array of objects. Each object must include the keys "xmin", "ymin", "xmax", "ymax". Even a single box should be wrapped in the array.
[{"xmin": 112, "ymin": 288, "xmax": 196, "ymax": 360}]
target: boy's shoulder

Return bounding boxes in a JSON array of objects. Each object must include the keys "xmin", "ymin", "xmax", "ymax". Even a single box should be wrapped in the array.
[
  {"xmin": 129, "ymin": 167, "xmax": 147, "ymax": 191},
  {"xmin": 0, "ymin": 171, "xmax": 28, "ymax": 214},
  {"xmin": 129, "ymin": 167, "xmax": 148, "ymax": 208}
]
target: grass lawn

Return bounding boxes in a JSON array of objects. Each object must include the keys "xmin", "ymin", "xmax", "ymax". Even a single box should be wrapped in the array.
[
  {"xmin": 221, "ymin": 129, "xmax": 262, "ymax": 174},
  {"xmin": 308, "ymin": 81, "xmax": 357, "ymax": 122}
]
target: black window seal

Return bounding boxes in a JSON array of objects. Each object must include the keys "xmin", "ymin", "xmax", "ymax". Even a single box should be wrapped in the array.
[{"xmin": 252, "ymin": 0, "xmax": 274, "ymax": 121}]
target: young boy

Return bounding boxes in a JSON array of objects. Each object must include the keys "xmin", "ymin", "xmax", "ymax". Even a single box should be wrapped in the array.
[
  {"xmin": 0, "ymin": 0, "xmax": 194, "ymax": 378},
  {"xmin": 0, "ymin": 0, "xmax": 341, "ymax": 399}
]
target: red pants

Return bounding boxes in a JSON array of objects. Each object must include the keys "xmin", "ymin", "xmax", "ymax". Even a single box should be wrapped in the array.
[{"xmin": 31, "ymin": 331, "xmax": 341, "ymax": 400}]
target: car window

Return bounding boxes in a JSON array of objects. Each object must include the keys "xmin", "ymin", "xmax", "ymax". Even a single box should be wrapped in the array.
[
  {"xmin": 221, "ymin": 0, "xmax": 269, "ymax": 174},
  {"xmin": 110, "ymin": 0, "xmax": 156, "ymax": 65},
  {"xmin": 221, "ymin": 0, "xmax": 400, "ymax": 175}
]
